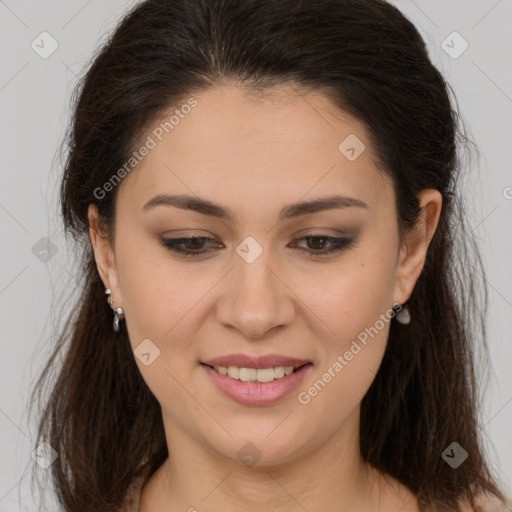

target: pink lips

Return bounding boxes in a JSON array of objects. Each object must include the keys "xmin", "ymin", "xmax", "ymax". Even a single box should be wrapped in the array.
[{"xmin": 200, "ymin": 353, "xmax": 313, "ymax": 406}]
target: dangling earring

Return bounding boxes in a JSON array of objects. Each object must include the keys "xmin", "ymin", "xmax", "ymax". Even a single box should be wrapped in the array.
[
  {"xmin": 105, "ymin": 288, "xmax": 125, "ymax": 332},
  {"xmin": 394, "ymin": 302, "xmax": 411, "ymax": 325}
]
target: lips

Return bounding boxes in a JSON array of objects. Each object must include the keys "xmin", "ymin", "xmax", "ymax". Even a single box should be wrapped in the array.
[
  {"xmin": 201, "ymin": 361, "xmax": 313, "ymax": 406},
  {"xmin": 201, "ymin": 353, "xmax": 312, "ymax": 369}
]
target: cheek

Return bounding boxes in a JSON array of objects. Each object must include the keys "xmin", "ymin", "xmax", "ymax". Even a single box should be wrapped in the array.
[
  {"xmin": 114, "ymin": 236, "xmax": 182, "ymax": 343},
  {"xmin": 300, "ymin": 243, "xmax": 397, "ymax": 341},
  {"xmin": 115, "ymin": 237, "xmax": 224, "ymax": 357},
  {"xmin": 294, "ymin": 243, "xmax": 397, "ymax": 399}
]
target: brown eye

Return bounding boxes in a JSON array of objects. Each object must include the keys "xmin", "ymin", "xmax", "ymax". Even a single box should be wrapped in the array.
[
  {"xmin": 290, "ymin": 235, "xmax": 354, "ymax": 257},
  {"xmin": 160, "ymin": 237, "xmax": 222, "ymax": 257}
]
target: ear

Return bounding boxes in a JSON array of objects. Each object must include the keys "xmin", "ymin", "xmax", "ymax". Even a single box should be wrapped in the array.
[
  {"xmin": 88, "ymin": 204, "xmax": 123, "ymax": 306},
  {"xmin": 392, "ymin": 188, "xmax": 442, "ymax": 306}
]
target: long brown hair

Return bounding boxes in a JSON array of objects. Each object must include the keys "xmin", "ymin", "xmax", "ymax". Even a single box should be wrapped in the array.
[{"xmin": 28, "ymin": 0, "xmax": 511, "ymax": 510}]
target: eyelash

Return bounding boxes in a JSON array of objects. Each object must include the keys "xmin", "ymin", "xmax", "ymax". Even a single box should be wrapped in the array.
[{"xmin": 160, "ymin": 235, "xmax": 354, "ymax": 258}]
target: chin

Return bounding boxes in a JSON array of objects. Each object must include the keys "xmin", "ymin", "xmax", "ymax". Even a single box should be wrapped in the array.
[{"xmin": 205, "ymin": 427, "xmax": 310, "ymax": 469}]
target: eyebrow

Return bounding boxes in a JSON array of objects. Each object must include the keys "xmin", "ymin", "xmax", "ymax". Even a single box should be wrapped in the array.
[{"xmin": 142, "ymin": 193, "xmax": 368, "ymax": 221}]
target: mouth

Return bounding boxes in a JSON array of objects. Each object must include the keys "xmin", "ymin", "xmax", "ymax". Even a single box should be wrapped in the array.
[
  {"xmin": 200, "ymin": 361, "xmax": 314, "ymax": 406},
  {"xmin": 201, "ymin": 362, "xmax": 313, "ymax": 383}
]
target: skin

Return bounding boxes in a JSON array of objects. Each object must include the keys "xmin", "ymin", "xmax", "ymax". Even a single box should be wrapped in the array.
[{"xmin": 88, "ymin": 83, "xmax": 442, "ymax": 512}]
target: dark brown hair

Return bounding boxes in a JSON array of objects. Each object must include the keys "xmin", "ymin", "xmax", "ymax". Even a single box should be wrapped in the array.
[{"xmin": 28, "ymin": 0, "xmax": 511, "ymax": 510}]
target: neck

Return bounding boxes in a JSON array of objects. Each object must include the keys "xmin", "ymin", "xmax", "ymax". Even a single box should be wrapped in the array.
[{"xmin": 139, "ymin": 405, "xmax": 415, "ymax": 512}]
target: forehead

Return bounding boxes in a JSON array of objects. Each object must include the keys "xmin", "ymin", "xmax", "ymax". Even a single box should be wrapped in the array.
[{"xmin": 116, "ymin": 83, "xmax": 393, "ymax": 218}]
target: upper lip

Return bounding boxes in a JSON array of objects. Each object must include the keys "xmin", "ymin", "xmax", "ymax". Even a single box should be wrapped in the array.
[{"xmin": 202, "ymin": 354, "xmax": 312, "ymax": 369}]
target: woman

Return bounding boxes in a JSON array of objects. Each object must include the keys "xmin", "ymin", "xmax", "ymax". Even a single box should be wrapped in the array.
[{"xmin": 29, "ymin": 0, "xmax": 511, "ymax": 510}]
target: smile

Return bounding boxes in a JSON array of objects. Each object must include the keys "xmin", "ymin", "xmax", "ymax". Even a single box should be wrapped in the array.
[
  {"xmin": 201, "ymin": 362, "xmax": 313, "ymax": 406},
  {"xmin": 206, "ymin": 364, "xmax": 306, "ymax": 382}
]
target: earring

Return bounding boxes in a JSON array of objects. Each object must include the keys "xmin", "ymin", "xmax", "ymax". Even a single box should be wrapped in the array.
[
  {"xmin": 394, "ymin": 303, "xmax": 411, "ymax": 325},
  {"xmin": 105, "ymin": 288, "xmax": 125, "ymax": 332}
]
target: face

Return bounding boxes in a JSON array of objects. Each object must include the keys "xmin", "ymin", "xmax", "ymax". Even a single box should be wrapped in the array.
[{"xmin": 89, "ymin": 83, "xmax": 440, "ymax": 468}]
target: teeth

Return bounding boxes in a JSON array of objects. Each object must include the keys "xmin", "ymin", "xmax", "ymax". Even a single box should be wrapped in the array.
[
  {"xmin": 227, "ymin": 366, "xmax": 240, "ymax": 379},
  {"xmin": 214, "ymin": 365, "xmax": 296, "ymax": 382},
  {"xmin": 273, "ymin": 366, "xmax": 285, "ymax": 379}
]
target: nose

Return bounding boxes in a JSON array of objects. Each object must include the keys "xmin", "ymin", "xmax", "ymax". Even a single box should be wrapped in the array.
[{"xmin": 215, "ymin": 249, "xmax": 296, "ymax": 339}]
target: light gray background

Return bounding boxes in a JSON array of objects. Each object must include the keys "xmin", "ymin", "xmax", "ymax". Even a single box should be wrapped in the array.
[{"xmin": 0, "ymin": 1, "xmax": 511, "ymax": 510}]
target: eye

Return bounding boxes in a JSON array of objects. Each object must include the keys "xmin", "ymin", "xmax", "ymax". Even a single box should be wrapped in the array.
[
  {"xmin": 290, "ymin": 234, "xmax": 354, "ymax": 257},
  {"xmin": 160, "ymin": 237, "xmax": 222, "ymax": 257},
  {"xmin": 160, "ymin": 234, "xmax": 354, "ymax": 259}
]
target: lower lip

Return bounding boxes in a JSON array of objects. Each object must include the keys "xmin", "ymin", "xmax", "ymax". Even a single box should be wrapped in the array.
[{"xmin": 201, "ymin": 363, "xmax": 313, "ymax": 406}]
